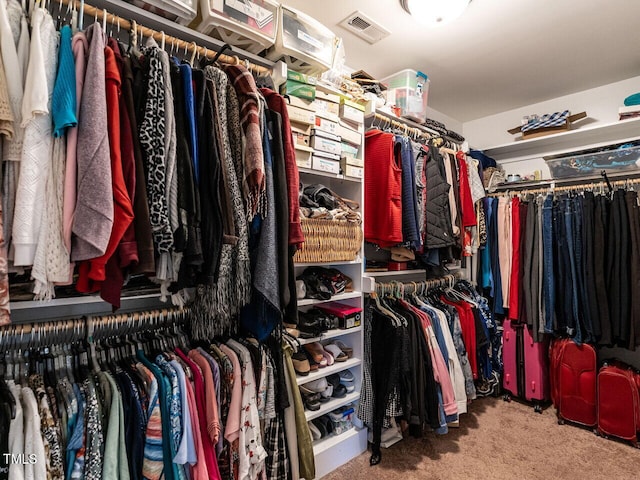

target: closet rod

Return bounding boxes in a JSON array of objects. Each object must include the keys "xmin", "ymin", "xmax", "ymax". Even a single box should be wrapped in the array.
[
  {"xmin": 374, "ymin": 271, "xmax": 463, "ymax": 296},
  {"xmin": 488, "ymin": 175, "xmax": 640, "ymax": 197},
  {"xmin": 491, "ymin": 170, "xmax": 640, "ymax": 194},
  {"xmin": 59, "ymin": 0, "xmax": 271, "ymax": 75}
]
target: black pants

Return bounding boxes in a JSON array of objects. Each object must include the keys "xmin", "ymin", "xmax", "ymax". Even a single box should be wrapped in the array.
[
  {"xmin": 607, "ymin": 190, "xmax": 631, "ymax": 347},
  {"xmin": 625, "ymin": 191, "xmax": 640, "ymax": 349},
  {"xmin": 582, "ymin": 192, "xmax": 602, "ymax": 339},
  {"xmin": 594, "ymin": 194, "xmax": 612, "ymax": 345}
]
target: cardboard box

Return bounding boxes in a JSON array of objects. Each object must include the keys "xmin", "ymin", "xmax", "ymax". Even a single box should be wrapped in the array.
[
  {"xmin": 314, "ymin": 112, "xmax": 339, "ymax": 136},
  {"xmin": 312, "ymin": 90, "xmax": 341, "ymax": 118},
  {"xmin": 288, "ymin": 104, "xmax": 316, "ymax": 126},
  {"xmin": 312, "ymin": 151, "xmax": 341, "ymax": 174},
  {"xmin": 340, "ymin": 159, "xmax": 364, "ymax": 179},
  {"xmin": 341, "ymin": 142, "xmax": 359, "ymax": 158},
  {"xmin": 287, "ymin": 69, "xmax": 318, "ymax": 85},
  {"xmin": 295, "ymin": 146, "xmax": 313, "ymax": 169},
  {"xmin": 316, "ymin": 302, "xmax": 362, "ymax": 329},
  {"xmin": 311, "ymin": 132, "xmax": 341, "ymax": 156},
  {"xmin": 280, "ymin": 79, "xmax": 316, "ymax": 101},
  {"xmin": 343, "ymin": 155, "xmax": 364, "ymax": 168},
  {"xmin": 337, "ymin": 120, "xmax": 362, "ymax": 146},
  {"xmin": 291, "ymin": 125, "xmax": 311, "ymax": 148},
  {"xmin": 340, "ymin": 99, "xmax": 365, "ymax": 124}
]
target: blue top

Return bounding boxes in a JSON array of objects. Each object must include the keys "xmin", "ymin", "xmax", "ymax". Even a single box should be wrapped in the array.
[
  {"xmin": 179, "ymin": 62, "xmax": 199, "ymax": 185},
  {"xmin": 397, "ymin": 135, "xmax": 421, "ymax": 249},
  {"xmin": 52, "ymin": 25, "xmax": 77, "ymax": 137}
]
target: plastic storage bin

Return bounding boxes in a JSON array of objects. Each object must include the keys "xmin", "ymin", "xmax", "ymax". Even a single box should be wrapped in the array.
[
  {"xmin": 380, "ymin": 69, "xmax": 429, "ymax": 123},
  {"xmin": 266, "ymin": 5, "xmax": 337, "ymax": 74},
  {"xmin": 194, "ymin": 0, "xmax": 278, "ymax": 54},
  {"xmin": 329, "ymin": 405, "xmax": 355, "ymax": 435},
  {"xmin": 545, "ymin": 142, "xmax": 640, "ymax": 179},
  {"xmin": 127, "ymin": 0, "xmax": 197, "ymax": 25}
]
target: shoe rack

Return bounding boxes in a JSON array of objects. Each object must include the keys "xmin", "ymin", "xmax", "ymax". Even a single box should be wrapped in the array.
[{"xmin": 293, "ymin": 85, "xmax": 368, "ymax": 479}]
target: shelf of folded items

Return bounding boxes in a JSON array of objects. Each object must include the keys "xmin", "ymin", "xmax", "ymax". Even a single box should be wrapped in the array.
[
  {"xmin": 298, "ymin": 326, "xmax": 363, "ymax": 346},
  {"xmin": 296, "ymin": 357, "xmax": 362, "ymax": 386},
  {"xmin": 305, "ymin": 391, "xmax": 360, "ymax": 421},
  {"xmin": 297, "ymin": 291, "xmax": 362, "ymax": 307}
]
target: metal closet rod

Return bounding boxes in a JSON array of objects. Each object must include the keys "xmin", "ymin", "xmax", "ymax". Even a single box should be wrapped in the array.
[
  {"xmin": 375, "ymin": 271, "xmax": 463, "ymax": 296},
  {"xmin": 488, "ymin": 175, "xmax": 640, "ymax": 197},
  {"xmin": 368, "ymin": 112, "xmax": 435, "ymax": 140},
  {"xmin": 59, "ymin": 0, "xmax": 272, "ymax": 75}
]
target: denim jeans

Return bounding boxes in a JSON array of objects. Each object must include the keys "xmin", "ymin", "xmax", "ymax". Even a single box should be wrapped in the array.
[
  {"xmin": 563, "ymin": 197, "xmax": 583, "ymax": 344},
  {"xmin": 542, "ymin": 195, "xmax": 555, "ymax": 333},
  {"xmin": 574, "ymin": 196, "xmax": 594, "ymax": 343}
]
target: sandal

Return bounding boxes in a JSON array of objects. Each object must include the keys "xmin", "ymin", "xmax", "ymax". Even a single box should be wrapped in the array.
[
  {"xmin": 292, "ymin": 352, "xmax": 310, "ymax": 376},
  {"xmin": 334, "ymin": 340, "xmax": 353, "ymax": 358},
  {"xmin": 303, "ymin": 393, "xmax": 322, "ymax": 411},
  {"xmin": 324, "ymin": 344, "xmax": 348, "ymax": 362},
  {"xmin": 308, "ymin": 421, "xmax": 322, "ymax": 441},
  {"xmin": 322, "ymin": 348, "xmax": 335, "ymax": 366},
  {"xmin": 339, "ymin": 369, "xmax": 355, "ymax": 383},
  {"xmin": 304, "ymin": 342, "xmax": 325, "ymax": 363}
]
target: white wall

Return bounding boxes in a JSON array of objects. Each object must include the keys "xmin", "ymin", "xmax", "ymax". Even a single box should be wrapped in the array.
[{"xmin": 463, "ymin": 75, "xmax": 640, "ymax": 149}]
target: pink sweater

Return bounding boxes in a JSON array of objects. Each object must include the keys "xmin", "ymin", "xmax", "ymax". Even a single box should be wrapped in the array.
[{"xmin": 61, "ymin": 32, "xmax": 87, "ymax": 282}]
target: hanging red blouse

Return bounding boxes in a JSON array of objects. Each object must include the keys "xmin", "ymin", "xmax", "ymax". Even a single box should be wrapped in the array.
[
  {"xmin": 364, "ymin": 130, "xmax": 403, "ymax": 247},
  {"xmin": 457, "ymin": 151, "xmax": 477, "ymax": 228},
  {"xmin": 509, "ymin": 196, "xmax": 522, "ymax": 319}
]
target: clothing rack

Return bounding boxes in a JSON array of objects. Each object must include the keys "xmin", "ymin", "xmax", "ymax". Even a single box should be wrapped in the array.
[
  {"xmin": 490, "ymin": 171, "xmax": 640, "ymax": 196},
  {"xmin": 373, "ymin": 271, "xmax": 463, "ymax": 297},
  {"xmin": 366, "ymin": 111, "xmax": 437, "ymax": 141},
  {"xmin": 0, "ymin": 307, "xmax": 187, "ymax": 349},
  {"xmin": 58, "ymin": 0, "xmax": 271, "ymax": 75}
]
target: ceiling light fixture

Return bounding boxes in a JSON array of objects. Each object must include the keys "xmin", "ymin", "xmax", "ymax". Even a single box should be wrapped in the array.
[{"xmin": 400, "ymin": 0, "xmax": 471, "ymax": 26}]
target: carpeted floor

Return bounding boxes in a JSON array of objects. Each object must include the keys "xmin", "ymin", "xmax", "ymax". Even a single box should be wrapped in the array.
[{"xmin": 322, "ymin": 397, "xmax": 640, "ymax": 480}]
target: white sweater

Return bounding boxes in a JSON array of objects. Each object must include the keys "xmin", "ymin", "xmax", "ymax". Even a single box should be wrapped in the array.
[{"xmin": 12, "ymin": 8, "xmax": 57, "ymax": 266}]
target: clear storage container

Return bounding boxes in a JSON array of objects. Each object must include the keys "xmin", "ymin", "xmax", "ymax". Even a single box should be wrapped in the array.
[
  {"xmin": 194, "ymin": 0, "xmax": 278, "ymax": 54},
  {"xmin": 545, "ymin": 142, "xmax": 640, "ymax": 179},
  {"xmin": 266, "ymin": 5, "xmax": 337, "ymax": 74},
  {"xmin": 380, "ymin": 69, "xmax": 429, "ymax": 123},
  {"xmin": 329, "ymin": 405, "xmax": 355, "ymax": 435},
  {"xmin": 127, "ymin": 0, "xmax": 197, "ymax": 26}
]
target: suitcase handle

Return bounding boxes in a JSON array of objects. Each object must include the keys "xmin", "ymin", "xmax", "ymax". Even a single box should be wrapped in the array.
[{"xmin": 531, "ymin": 381, "xmax": 536, "ymax": 392}]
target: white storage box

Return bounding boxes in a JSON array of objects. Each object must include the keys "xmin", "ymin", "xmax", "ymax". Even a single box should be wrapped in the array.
[
  {"xmin": 340, "ymin": 99, "xmax": 365, "ymax": 125},
  {"xmin": 312, "ymin": 151, "xmax": 341, "ymax": 174},
  {"xmin": 130, "ymin": 0, "xmax": 196, "ymax": 25},
  {"xmin": 337, "ymin": 121, "xmax": 362, "ymax": 146},
  {"xmin": 311, "ymin": 130, "xmax": 341, "ymax": 156},
  {"xmin": 288, "ymin": 104, "xmax": 316, "ymax": 126},
  {"xmin": 194, "ymin": 0, "xmax": 278, "ymax": 53},
  {"xmin": 312, "ymin": 91, "xmax": 340, "ymax": 118},
  {"xmin": 295, "ymin": 145, "xmax": 313, "ymax": 169},
  {"xmin": 340, "ymin": 159, "xmax": 363, "ymax": 179},
  {"xmin": 314, "ymin": 112, "xmax": 338, "ymax": 136},
  {"xmin": 381, "ymin": 69, "xmax": 429, "ymax": 123},
  {"xmin": 291, "ymin": 125, "xmax": 311, "ymax": 148},
  {"xmin": 266, "ymin": 5, "xmax": 337, "ymax": 74}
]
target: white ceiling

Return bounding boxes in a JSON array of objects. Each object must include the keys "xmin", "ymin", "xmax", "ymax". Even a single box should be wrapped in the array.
[{"xmin": 283, "ymin": 0, "xmax": 640, "ymax": 122}]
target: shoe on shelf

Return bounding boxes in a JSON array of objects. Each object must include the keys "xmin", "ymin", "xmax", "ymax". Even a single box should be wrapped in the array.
[
  {"xmin": 292, "ymin": 352, "xmax": 310, "ymax": 376},
  {"xmin": 313, "ymin": 415, "xmax": 333, "ymax": 438},
  {"xmin": 324, "ymin": 344, "xmax": 348, "ymax": 362},
  {"xmin": 303, "ymin": 349, "xmax": 320, "ymax": 371},
  {"xmin": 326, "ymin": 374, "xmax": 347, "ymax": 398},
  {"xmin": 339, "ymin": 369, "xmax": 355, "ymax": 383},
  {"xmin": 308, "ymin": 421, "xmax": 322, "ymax": 441},
  {"xmin": 303, "ymin": 392, "xmax": 322, "ymax": 411},
  {"xmin": 333, "ymin": 340, "xmax": 353, "ymax": 358},
  {"xmin": 303, "ymin": 377, "xmax": 328, "ymax": 394},
  {"xmin": 304, "ymin": 342, "xmax": 325, "ymax": 363},
  {"xmin": 322, "ymin": 347, "xmax": 335, "ymax": 366}
]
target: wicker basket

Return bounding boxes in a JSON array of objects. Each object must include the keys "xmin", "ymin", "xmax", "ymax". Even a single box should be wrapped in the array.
[{"xmin": 294, "ymin": 218, "xmax": 363, "ymax": 263}]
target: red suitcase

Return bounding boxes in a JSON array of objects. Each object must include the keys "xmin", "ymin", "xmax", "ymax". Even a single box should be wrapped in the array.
[
  {"xmin": 554, "ymin": 340, "xmax": 597, "ymax": 427},
  {"xmin": 502, "ymin": 319, "xmax": 550, "ymax": 412},
  {"xmin": 597, "ymin": 363, "xmax": 640, "ymax": 446}
]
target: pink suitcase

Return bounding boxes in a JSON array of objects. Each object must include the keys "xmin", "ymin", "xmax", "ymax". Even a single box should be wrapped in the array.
[{"xmin": 502, "ymin": 319, "xmax": 550, "ymax": 412}]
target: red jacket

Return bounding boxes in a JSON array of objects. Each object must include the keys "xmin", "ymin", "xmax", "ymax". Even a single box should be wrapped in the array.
[{"xmin": 76, "ymin": 46, "xmax": 134, "ymax": 301}]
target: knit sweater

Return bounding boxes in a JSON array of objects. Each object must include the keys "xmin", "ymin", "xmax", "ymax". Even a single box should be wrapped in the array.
[
  {"xmin": 72, "ymin": 23, "xmax": 114, "ymax": 261},
  {"xmin": 52, "ymin": 25, "xmax": 77, "ymax": 137},
  {"xmin": 76, "ymin": 45, "xmax": 134, "ymax": 299},
  {"xmin": 13, "ymin": 8, "xmax": 57, "ymax": 266}
]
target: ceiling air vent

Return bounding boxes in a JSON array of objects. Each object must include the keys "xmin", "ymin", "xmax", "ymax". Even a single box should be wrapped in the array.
[{"xmin": 339, "ymin": 11, "xmax": 391, "ymax": 45}]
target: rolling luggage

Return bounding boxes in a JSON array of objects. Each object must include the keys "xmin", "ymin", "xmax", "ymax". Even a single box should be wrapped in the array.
[
  {"xmin": 552, "ymin": 339, "xmax": 597, "ymax": 427},
  {"xmin": 502, "ymin": 319, "xmax": 550, "ymax": 412},
  {"xmin": 597, "ymin": 363, "xmax": 640, "ymax": 446}
]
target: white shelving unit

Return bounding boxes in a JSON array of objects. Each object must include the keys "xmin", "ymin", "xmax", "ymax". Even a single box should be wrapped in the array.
[
  {"xmin": 297, "ymin": 291, "xmax": 363, "ymax": 307},
  {"xmin": 293, "ymin": 99, "xmax": 368, "ymax": 478}
]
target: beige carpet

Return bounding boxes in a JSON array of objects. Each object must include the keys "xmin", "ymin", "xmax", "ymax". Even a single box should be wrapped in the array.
[{"xmin": 322, "ymin": 397, "xmax": 640, "ymax": 480}]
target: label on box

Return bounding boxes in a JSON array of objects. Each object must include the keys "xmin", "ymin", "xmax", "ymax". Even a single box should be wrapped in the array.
[
  {"xmin": 287, "ymin": 69, "xmax": 318, "ymax": 85},
  {"xmin": 225, "ymin": 0, "xmax": 273, "ymax": 27},
  {"xmin": 293, "ymin": 131, "xmax": 310, "ymax": 148},
  {"xmin": 314, "ymin": 98, "xmax": 340, "ymax": 117},
  {"xmin": 312, "ymin": 128, "xmax": 341, "ymax": 143},
  {"xmin": 298, "ymin": 29, "xmax": 323, "ymax": 49}
]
